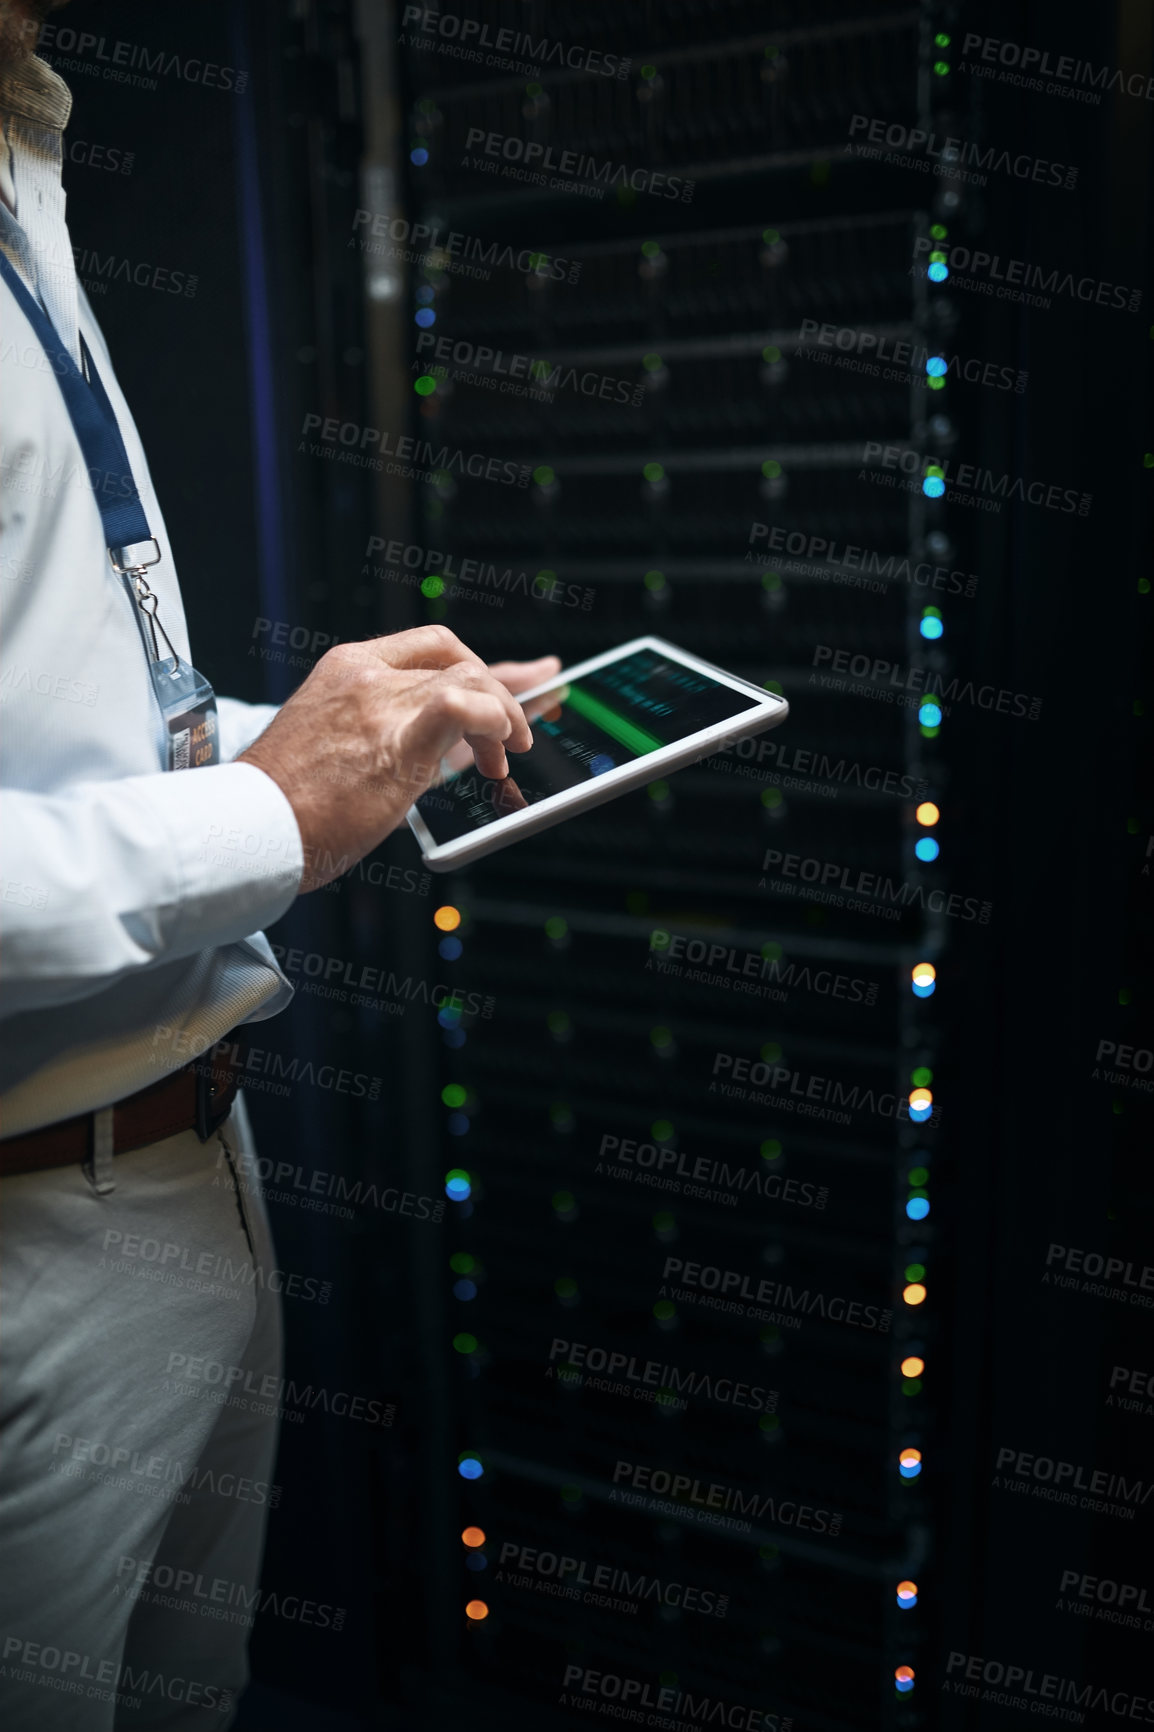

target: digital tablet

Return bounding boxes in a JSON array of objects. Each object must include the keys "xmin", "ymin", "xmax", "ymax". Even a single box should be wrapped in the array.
[{"xmin": 406, "ymin": 636, "xmax": 790, "ymax": 872}]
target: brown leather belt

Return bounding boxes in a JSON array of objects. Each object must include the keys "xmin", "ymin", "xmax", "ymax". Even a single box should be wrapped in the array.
[{"xmin": 0, "ymin": 1046, "xmax": 243, "ymax": 1179}]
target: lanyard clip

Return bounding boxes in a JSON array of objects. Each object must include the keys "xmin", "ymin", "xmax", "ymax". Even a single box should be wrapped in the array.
[
  {"xmin": 109, "ymin": 538, "xmax": 161, "ymax": 576},
  {"xmin": 109, "ymin": 541, "xmax": 178, "ymax": 673}
]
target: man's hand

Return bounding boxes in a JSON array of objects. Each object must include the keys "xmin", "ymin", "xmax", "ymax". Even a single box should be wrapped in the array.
[{"xmin": 237, "ymin": 625, "xmax": 560, "ymax": 892}]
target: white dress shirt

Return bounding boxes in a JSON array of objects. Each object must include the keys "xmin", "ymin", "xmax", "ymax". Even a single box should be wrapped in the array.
[{"xmin": 0, "ymin": 55, "xmax": 304, "ymax": 1137}]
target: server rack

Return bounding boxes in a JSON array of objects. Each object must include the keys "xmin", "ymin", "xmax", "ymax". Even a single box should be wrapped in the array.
[{"xmin": 360, "ymin": 4, "xmax": 962, "ymax": 1726}]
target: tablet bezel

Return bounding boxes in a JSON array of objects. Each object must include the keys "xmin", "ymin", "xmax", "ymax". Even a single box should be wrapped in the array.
[{"xmin": 405, "ymin": 634, "xmax": 789, "ymax": 872}]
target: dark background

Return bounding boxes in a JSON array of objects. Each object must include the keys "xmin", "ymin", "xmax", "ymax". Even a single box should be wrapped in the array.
[{"xmin": 45, "ymin": 0, "xmax": 1153, "ymax": 1727}]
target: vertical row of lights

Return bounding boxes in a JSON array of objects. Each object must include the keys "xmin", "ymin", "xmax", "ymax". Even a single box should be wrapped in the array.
[
  {"xmin": 437, "ymin": 905, "xmax": 491, "ymax": 1623},
  {"xmin": 895, "ymin": 34, "xmax": 951, "ymax": 1692}
]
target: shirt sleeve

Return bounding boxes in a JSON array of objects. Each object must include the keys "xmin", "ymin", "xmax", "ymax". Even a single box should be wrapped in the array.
[
  {"xmin": 214, "ymin": 695, "xmax": 281, "ymax": 762},
  {"xmin": 0, "ymin": 761, "xmax": 303, "ymax": 1017}
]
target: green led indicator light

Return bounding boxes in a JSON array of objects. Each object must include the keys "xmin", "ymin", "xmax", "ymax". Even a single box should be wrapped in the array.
[
  {"xmin": 761, "ymin": 458, "xmax": 782, "ymax": 479},
  {"xmin": 930, "ymin": 223, "xmax": 948, "ymax": 240},
  {"xmin": 762, "ymin": 227, "xmax": 781, "ymax": 244},
  {"xmin": 643, "ymin": 461, "xmax": 665, "ymax": 482},
  {"xmin": 762, "ymin": 572, "xmax": 782, "ymax": 591},
  {"xmin": 760, "ymin": 1041, "xmax": 782, "ymax": 1062},
  {"xmin": 933, "ymin": 59, "xmax": 950, "ymax": 76},
  {"xmin": 650, "ymin": 1025, "xmax": 673, "ymax": 1048},
  {"xmin": 928, "ymin": 376, "xmax": 945, "ymax": 391},
  {"xmin": 906, "ymin": 1262, "xmax": 926, "ymax": 1282},
  {"xmin": 923, "ymin": 606, "xmax": 942, "ymax": 619},
  {"xmin": 533, "ymin": 464, "xmax": 555, "ymax": 485},
  {"xmin": 760, "ymin": 1138, "xmax": 782, "ymax": 1162},
  {"xmin": 652, "ymin": 1118, "xmax": 673, "ymax": 1141},
  {"xmin": 761, "ymin": 787, "xmax": 783, "ymax": 810},
  {"xmin": 420, "ymin": 575, "xmax": 444, "ymax": 599},
  {"xmin": 909, "ymin": 1166, "xmax": 929, "ymax": 1185},
  {"xmin": 414, "ymin": 375, "xmax": 436, "ymax": 396},
  {"xmin": 644, "ymin": 569, "xmax": 666, "ymax": 591},
  {"xmin": 525, "ymin": 81, "xmax": 542, "ymax": 96},
  {"xmin": 453, "ymin": 1332, "xmax": 477, "ymax": 1354},
  {"xmin": 903, "ymin": 1379, "xmax": 923, "ymax": 1396},
  {"xmin": 642, "ymin": 352, "xmax": 663, "ymax": 371},
  {"xmin": 1139, "ymin": 577, "xmax": 1151, "ymax": 593},
  {"xmin": 653, "ymin": 1299, "xmax": 676, "ymax": 1320},
  {"xmin": 650, "ymin": 929, "xmax": 671, "ymax": 951},
  {"xmin": 763, "ymin": 678, "xmax": 784, "ymax": 695},
  {"xmin": 929, "ymin": 249, "xmax": 947, "ymax": 264},
  {"xmin": 555, "ymin": 1276, "xmax": 578, "ymax": 1299},
  {"xmin": 648, "ymin": 782, "xmax": 670, "ymax": 802},
  {"xmin": 763, "ymin": 344, "xmax": 782, "ymax": 363},
  {"xmin": 545, "ymin": 916, "xmax": 567, "ymax": 940},
  {"xmin": 911, "ymin": 1066, "xmax": 933, "ymax": 1086},
  {"xmin": 640, "ymin": 63, "xmax": 657, "ymax": 79},
  {"xmin": 450, "ymin": 1252, "xmax": 475, "ymax": 1274},
  {"xmin": 641, "ymin": 240, "xmax": 661, "ymax": 258},
  {"xmin": 441, "ymin": 1083, "xmax": 467, "ymax": 1109}
]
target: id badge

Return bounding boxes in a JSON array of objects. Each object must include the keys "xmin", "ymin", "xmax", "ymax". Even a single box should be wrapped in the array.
[{"xmin": 149, "ymin": 654, "xmax": 220, "ymax": 771}]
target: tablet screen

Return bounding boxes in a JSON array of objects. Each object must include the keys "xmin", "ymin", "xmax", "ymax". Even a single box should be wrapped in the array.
[{"xmin": 414, "ymin": 646, "xmax": 760, "ymax": 847}]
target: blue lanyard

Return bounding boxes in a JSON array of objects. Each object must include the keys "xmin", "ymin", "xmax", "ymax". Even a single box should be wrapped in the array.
[
  {"xmin": 1, "ymin": 249, "xmax": 221, "ymax": 771},
  {"xmin": 0, "ymin": 249, "xmax": 154, "ymax": 558}
]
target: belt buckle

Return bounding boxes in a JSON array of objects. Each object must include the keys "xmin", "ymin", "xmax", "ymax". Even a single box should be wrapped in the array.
[{"xmin": 192, "ymin": 1049, "xmax": 235, "ymax": 1142}]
